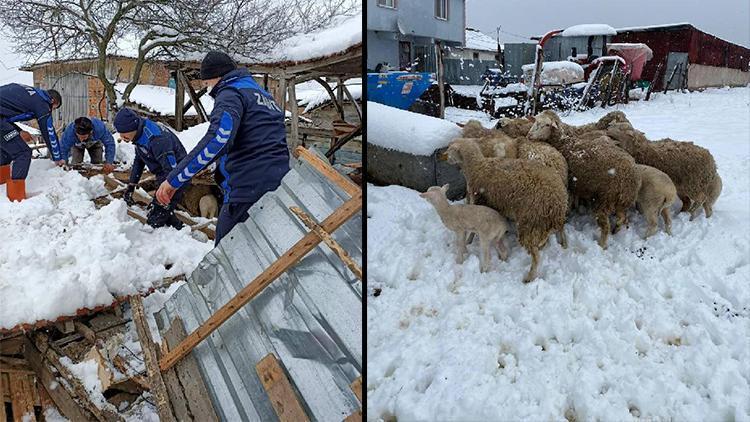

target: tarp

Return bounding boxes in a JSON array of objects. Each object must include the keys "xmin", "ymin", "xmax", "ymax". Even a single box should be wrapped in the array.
[{"xmin": 607, "ymin": 43, "xmax": 654, "ymax": 80}]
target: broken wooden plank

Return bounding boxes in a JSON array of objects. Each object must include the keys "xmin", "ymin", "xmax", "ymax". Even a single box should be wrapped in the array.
[
  {"xmin": 8, "ymin": 371, "xmax": 35, "ymax": 422},
  {"xmin": 31, "ymin": 333, "xmax": 122, "ymax": 422},
  {"xmin": 294, "ymin": 146, "xmax": 360, "ymax": 197},
  {"xmin": 289, "ymin": 206, "xmax": 362, "ymax": 280},
  {"xmin": 129, "ymin": 295, "xmax": 176, "ymax": 422},
  {"xmin": 350, "ymin": 377, "xmax": 362, "ymax": 403},
  {"xmin": 23, "ymin": 336, "xmax": 95, "ymax": 422},
  {"xmin": 159, "ymin": 192, "xmax": 362, "ymax": 371},
  {"xmin": 74, "ymin": 321, "xmax": 98, "ymax": 345},
  {"xmin": 111, "ymin": 356, "xmax": 149, "ymax": 393},
  {"xmin": 161, "ymin": 318, "xmax": 218, "ymax": 422},
  {"xmin": 256, "ymin": 354, "xmax": 309, "ymax": 422},
  {"xmin": 344, "ymin": 410, "xmax": 362, "ymax": 422}
]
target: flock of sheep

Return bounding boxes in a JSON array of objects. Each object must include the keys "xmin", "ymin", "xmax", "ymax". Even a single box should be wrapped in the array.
[{"xmin": 420, "ymin": 110, "xmax": 722, "ymax": 283}]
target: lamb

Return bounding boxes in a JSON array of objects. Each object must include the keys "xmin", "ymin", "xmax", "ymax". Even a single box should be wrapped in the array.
[
  {"xmin": 605, "ymin": 122, "xmax": 718, "ymax": 220},
  {"xmin": 199, "ymin": 194, "xmax": 219, "ymax": 219},
  {"xmin": 634, "ymin": 164, "xmax": 677, "ymax": 238},
  {"xmin": 527, "ymin": 110, "xmax": 641, "ymax": 249},
  {"xmin": 461, "ymin": 119, "xmax": 495, "ymax": 139},
  {"xmin": 420, "ymin": 184, "xmax": 509, "ymax": 273},
  {"xmin": 445, "ymin": 138, "xmax": 568, "ymax": 282}
]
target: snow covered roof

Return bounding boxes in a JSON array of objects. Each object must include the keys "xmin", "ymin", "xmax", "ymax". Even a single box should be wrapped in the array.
[
  {"xmin": 242, "ymin": 12, "xmax": 362, "ymax": 66},
  {"xmin": 561, "ymin": 24, "xmax": 617, "ymax": 37},
  {"xmin": 115, "ymin": 83, "xmax": 214, "ymax": 116},
  {"xmin": 296, "ymin": 79, "xmax": 362, "ymax": 113},
  {"xmin": 367, "ymin": 101, "xmax": 461, "ymax": 156},
  {"xmin": 463, "ymin": 28, "xmax": 498, "ymax": 52}
]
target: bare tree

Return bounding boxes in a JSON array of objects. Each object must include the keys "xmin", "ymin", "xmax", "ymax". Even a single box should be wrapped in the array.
[{"xmin": 0, "ymin": 0, "xmax": 359, "ymax": 116}]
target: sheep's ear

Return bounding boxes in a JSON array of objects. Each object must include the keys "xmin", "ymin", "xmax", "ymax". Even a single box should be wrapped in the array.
[{"xmin": 441, "ymin": 184, "xmax": 449, "ymax": 192}]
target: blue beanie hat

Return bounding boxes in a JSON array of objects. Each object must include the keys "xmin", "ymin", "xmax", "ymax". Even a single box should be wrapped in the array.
[{"xmin": 114, "ymin": 108, "xmax": 141, "ymax": 133}]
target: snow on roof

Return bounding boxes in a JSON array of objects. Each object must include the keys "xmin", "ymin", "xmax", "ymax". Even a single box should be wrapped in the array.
[
  {"xmin": 464, "ymin": 28, "xmax": 498, "ymax": 52},
  {"xmin": 562, "ymin": 24, "xmax": 617, "ymax": 37},
  {"xmin": 367, "ymin": 101, "xmax": 461, "ymax": 156},
  {"xmin": 296, "ymin": 79, "xmax": 362, "ymax": 113},
  {"xmin": 248, "ymin": 12, "xmax": 362, "ymax": 65},
  {"xmin": 115, "ymin": 83, "xmax": 215, "ymax": 116}
]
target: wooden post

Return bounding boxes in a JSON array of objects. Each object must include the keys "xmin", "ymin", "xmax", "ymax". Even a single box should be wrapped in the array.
[
  {"xmin": 293, "ymin": 146, "xmax": 361, "ymax": 197},
  {"xmin": 342, "ymin": 84, "xmax": 361, "ymax": 122},
  {"xmin": 180, "ymin": 71, "xmax": 208, "ymax": 122},
  {"xmin": 159, "ymin": 192, "xmax": 362, "ymax": 372},
  {"xmin": 336, "ymin": 77, "xmax": 344, "ymax": 104},
  {"xmin": 289, "ymin": 206, "xmax": 362, "ymax": 280},
  {"xmin": 263, "ymin": 74, "xmax": 269, "ymax": 90},
  {"xmin": 436, "ymin": 42, "xmax": 445, "ymax": 119},
  {"xmin": 278, "ymin": 75, "xmax": 288, "ymax": 116},
  {"xmin": 313, "ymin": 77, "xmax": 346, "ymax": 121},
  {"xmin": 175, "ymin": 71, "xmax": 185, "ymax": 131},
  {"xmin": 288, "ymin": 77, "xmax": 300, "ymax": 149},
  {"xmin": 129, "ymin": 295, "xmax": 176, "ymax": 422},
  {"xmin": 645, "ymin": 60, "xmax": 664, "ymax": 101}
]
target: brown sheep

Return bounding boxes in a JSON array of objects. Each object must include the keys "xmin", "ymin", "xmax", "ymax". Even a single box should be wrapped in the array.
[
  {"xmin": 528, "ymin": 110, "xmax": 641, "ymax": 249},
  {"xmin": 461, "ymin": 120, "xmax": 495, "ymax": 139},
  {"xmin": 445, "ymin": 139, "xmax": 568, "ymax": 282},
  {"xmin": 605, "ymin": 122, "xmax": 718, "ymax": 221},
  {"xmin": 705, "ymin": 173, "xmax": 722, "ymax": 218},
  {"xmin": 494, "ymin": 116, "xmax": 535, "ymax": 138}
]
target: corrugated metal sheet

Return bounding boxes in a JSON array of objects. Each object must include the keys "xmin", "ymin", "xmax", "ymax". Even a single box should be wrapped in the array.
[
  {"xmin": 41, "ymin": 72, "xmax": 90, "ymax": 128},
  {"xmin": 154, "ymin": 152, "xmax": 362, "ymax": 421}
]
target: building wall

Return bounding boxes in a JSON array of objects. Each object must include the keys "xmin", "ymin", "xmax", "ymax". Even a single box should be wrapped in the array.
[
  {"xmin": 367, "ymin": 0, "xmax": 466, "ymax": 71},
  {"xmin": 367, "ymin": 0, "xmax": 465, "ymax": 44},
  {"xmin": 451, "ymin": 49, "xmax": 497, "ymax": 61},
  {"xmin": 503, "ymin": 43, "xmax": 537, "ymax": 77},
  {"xmin": 687, "ymin": 63, "xmax": 750, "ymax": 88},
  {"xmin": 612, "ymin": 27, "xmax": 692, "ymax": 85},
  {"xmin": 543, "ymin": 35, "xmax": 611, "ymax": 62}
]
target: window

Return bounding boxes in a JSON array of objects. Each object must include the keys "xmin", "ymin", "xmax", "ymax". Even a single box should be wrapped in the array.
[
  {"xmin": 377, "ymin": 0, "xmax": 396, "ymax": 9},
  {"xmin": 435, "ymin": 0, "xmax": 448, "ymax": 20},
  {"xmin": 473, "ymin": 52, "xmax": 479, "ymax": 60}
]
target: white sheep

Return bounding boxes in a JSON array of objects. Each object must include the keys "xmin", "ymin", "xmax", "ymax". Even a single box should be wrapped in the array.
[
  {"xmin": 420, "ymin": 184, "xmax": 510, "ymax": 273},
  {"xmin": 634, "ymin": 164, "xmax": 677, "ymax": 238}
]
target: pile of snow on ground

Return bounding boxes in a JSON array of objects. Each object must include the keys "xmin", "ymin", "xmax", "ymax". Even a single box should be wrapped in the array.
[
  {"xmin": 367, "ymin": 101, "xmax": 461, "ymax": 156},
  {"xmin": 0, "ymin": 161, "xmax": 211, "ymax": 330},
  {"xmin": 367, "ymin": 87, "xmax": 750, "ymax": 421}
]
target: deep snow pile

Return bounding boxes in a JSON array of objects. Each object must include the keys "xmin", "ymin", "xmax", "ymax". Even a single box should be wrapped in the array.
[
  {"xmin": 0, "ymin": 161, "xmax": 212, "ymax": 330},
  {"xmin": 367, "ymin": 101, "xmax": 461, "ymax": 155},
  {"xmin": 115, "ymin": 83, "xmax": 215, "ymax": 116},
  {"xmin": 367, "ymin": 87, "xmax": 750, "ymax": 421}
]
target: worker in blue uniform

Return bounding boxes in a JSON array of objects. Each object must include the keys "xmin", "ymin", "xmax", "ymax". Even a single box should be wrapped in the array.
[
  {"xmin": 0, "ymin": 83, "xmax": 63, "ymax": 201},
  {"xmin": 60, "ymin": 116, "xmax": 117, "ymax": 173},
  {"xmin": 114, "ymin": 108, "xmax": 188, "ymax": 229},
  {"xmin": 156, "ymin": 51, "xmax": 290, "ymax": 246}
]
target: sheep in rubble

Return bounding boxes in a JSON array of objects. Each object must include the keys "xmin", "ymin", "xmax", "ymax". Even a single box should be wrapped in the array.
[
  {"xmin": 634, "ymin": 164, "xmax": 677, "ymax": 238},
  {"xmin": 527, "ymin": 110, "xmax": 641, "ymax": 249},
  {"xmin": 605, "ymin": 122, "xmax": 718, "ymax": 220},
  {"xmin": 445, "ymin": 138, "xmax": 568, "ymax": 282},
  {"xmin": 420, "ymin": 184, "xmax": 510, "ymax": 273}
]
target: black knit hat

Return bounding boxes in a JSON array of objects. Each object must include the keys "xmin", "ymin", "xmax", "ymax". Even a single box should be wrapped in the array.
[
  {"xmin": 74, "ymin": 117, "xmax": 93, "ymax": 135},
  {"xmin": 201, "ymin": 51, "xmax": 236, "ymax": 80}
]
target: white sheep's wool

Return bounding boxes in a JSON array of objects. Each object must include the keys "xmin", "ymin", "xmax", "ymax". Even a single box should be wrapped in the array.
[{"xmin": 367, "ymin": 86, "xmax": 749, "ymax": 421}]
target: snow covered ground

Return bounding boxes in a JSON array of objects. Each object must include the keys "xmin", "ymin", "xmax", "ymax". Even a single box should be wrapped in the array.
[
  {"xmin": 0, "ymin": 160, "xmax": 211, "ymax": 330},
  {"xmin": 367, "ymin": 87, "xmax": 750, "ymax": 421}
]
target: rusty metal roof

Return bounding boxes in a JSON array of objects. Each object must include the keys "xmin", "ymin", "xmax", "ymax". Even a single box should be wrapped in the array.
[{"xmin": 154, "ymin": 152, "xmax": 362, "ymax": 421}]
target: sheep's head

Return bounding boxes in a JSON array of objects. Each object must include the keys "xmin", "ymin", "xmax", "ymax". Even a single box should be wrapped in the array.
[
  {"xmin": 606, "ymin": 122, "xmax": 646, "ymax": 153},
  {"xmin": 445, "ymin": 138, "xmax": 480, "ymax": 166},
  {"xmin": 419, "ymin": 184, "xmax": 449, "ymax": 204},
  {"xmin": 527, "ymin": 110, "xmax": 562, "ymax": 142},
  {"xmin": 595, "ymin": 111, "xmax": 629, "ymax": 129},
  {"xmin": 462, "ymin": 120, "xmax": 488, "ymax": 138}
]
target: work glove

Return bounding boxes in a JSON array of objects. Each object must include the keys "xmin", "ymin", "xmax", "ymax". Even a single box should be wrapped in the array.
[{"xmin": 123, "ymin": 183, "xmax": 136, "ymax": 206}]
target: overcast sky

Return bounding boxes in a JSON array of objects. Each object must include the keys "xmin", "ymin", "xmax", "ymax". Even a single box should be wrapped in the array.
[
  {"xmin": 0, "ymin": 36, "xmax": 33, "ymax": 86},
  {"xmin": 466, "ymin": 0, "xmax": 750, "ymax": 47}
]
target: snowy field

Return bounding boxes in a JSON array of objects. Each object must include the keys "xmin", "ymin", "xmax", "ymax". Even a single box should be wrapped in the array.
[
  {"xmin": 0, "ymin": 161, "xmax": 211, "ymax": 330},
  {"xmin": 367, "ymin": 87, "xmax": 750, "ymax": 421}
]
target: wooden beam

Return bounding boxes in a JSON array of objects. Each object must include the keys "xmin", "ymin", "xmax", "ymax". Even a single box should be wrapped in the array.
[
  {"xmin": 436, "ymin": 42, "xmax": 445, "ymax": 119},
  {"xmin": 313, "ymin": 77, "xmax": 346, "ymax": 121},
  {"xmin": 159, "ymin": 191, "xmax": 362, "ymax": 371},
  {"xmin": 289, "ymin": 206, "xmax": 361, "ymax": 280},
  {"xmin": 129, "ymin": 295, "xmax": 176, "ymax": 422},
  {"xmin": 341, "ymin": 84, "xmax": 362, "ymax": 122},
  {"xmin": 278, "ymin": 75, "xmax": 288, "ymax": 117},
  {"xmin": 288, "ymin": 77, "xmax": 301, "ymax": 149},
  {"xmin": 161, "ymin": 318, "xmax": 218, "ymax": 422},
  {"xmin": 350, "ymin": 377, "xmax": 362, "ymax": 403},
  {"xmin": 175, "ymin": 71, "xmax": 185, "ymax": 131},
  {"xmin": 182, "ymin": 86, "xmax": 208, "ymax": 114},
  {"xmin": 293, "ymin": 147, "xmax": 360, "ymax": 197},
  {"xmin": 74, "ymin": 321, "xmax": 97, "ymax": 344},
  {"xmin": 255, "ymin": 354, "xmax": 309, "ymax": 422},
  {"xmin": 181, "ymin": 72, "xmax": 208, "ymax": 122},
  {"xmin": 23, "ymin": 337, "xmax": 96, "ymax": 422}
]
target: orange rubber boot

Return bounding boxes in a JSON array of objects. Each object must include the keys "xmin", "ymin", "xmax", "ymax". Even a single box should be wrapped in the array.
[
  {"xmin": 0, "ymin": 165, "xmax": 10, "ymax": 185},
  {"xmin": 7, "ymin": 179, "xmax": 26, "ymax": 202}
]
